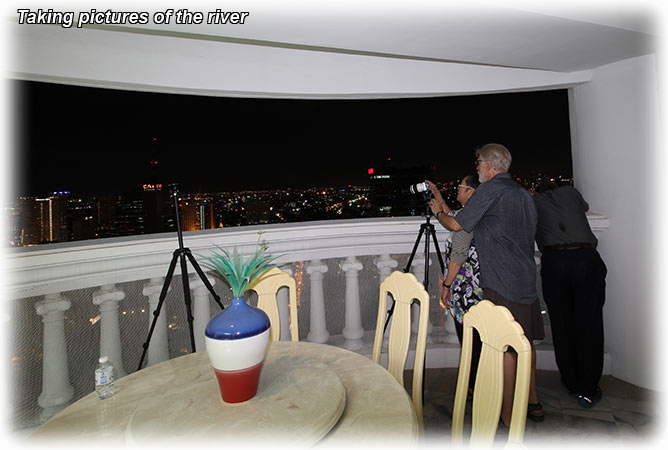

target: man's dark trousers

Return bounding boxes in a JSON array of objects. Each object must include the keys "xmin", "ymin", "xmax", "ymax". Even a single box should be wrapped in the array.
[{"xmin": 540, "ymin": 247, "xmax": 607, "ymax": 398}]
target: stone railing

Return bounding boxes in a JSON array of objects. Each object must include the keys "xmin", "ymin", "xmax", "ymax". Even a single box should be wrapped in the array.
[{"xmin": 4, "ymin": 215, "xmax": 609, "ymax": 429}]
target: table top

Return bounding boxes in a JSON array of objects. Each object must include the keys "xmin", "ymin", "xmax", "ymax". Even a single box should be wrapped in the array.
[{"xmin": 31, "ymin": 341, "xmax": 418, "ymax": 445}]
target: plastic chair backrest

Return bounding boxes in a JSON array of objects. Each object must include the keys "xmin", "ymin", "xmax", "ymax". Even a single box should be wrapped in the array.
[
  {"xmin": 247, "ymin": 267, "xmax": 299, "ymax": 341},
  {"xmin": 452, "ymin": 300, "xmax": 531, "ymax": 447},
  {"xmin": 372, "ymin": 271, "xmax": 430, "ymax": 431}
]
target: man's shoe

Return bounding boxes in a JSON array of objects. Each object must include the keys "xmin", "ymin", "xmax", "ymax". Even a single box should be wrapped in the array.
[
  {"xmin": 577, "ymin": 387, "xmax": 602, "ymax": 408},
  {"xmin": 578, "ymin": 395, "xmax": 594, "ymax": 408}
]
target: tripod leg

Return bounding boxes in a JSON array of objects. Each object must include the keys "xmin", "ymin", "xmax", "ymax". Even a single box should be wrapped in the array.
[
  {"xmin": 178, "ymin": 252, "xmax": 197, "ymax": 354},
  {"xmin": 387, "ymin": 223, "xmax": 428, "ymax": 335},
  {"xmin": 383, "ymin": 300, "xmax": 395, "ymax": 335},
  {"xmin": 404, "ymin": 225, "xmax": 426, "ymax": 273},
  {"xmin": 185, "ymin": 251, "xmax": 224, "ymax": 311},
  {"xmin": 428, "ymin": 225, "xmax": 445, "ymax": 274},
  {"xmin": 138, "ymin": 251, "xmax": 179, "ymax": 371},
  {"xmin": 423, "ymin": 224, "xmax": 431, "ymax": 290}
]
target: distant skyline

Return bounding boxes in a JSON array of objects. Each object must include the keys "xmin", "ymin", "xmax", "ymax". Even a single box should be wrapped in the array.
[{"xmin": 14, "ymin": 80, "xmax": 572, "ymax": 196}]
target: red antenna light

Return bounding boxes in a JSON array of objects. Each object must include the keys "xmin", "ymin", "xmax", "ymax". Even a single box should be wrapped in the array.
[{"xmin": 368, "ymin": 168, "xmax": 374, "ymax": 175}]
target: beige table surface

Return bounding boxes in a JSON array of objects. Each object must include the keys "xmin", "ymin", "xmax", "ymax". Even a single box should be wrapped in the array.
[{"xmin": 30, "ymin": 341, "xmax": 419, "ymax": 445}]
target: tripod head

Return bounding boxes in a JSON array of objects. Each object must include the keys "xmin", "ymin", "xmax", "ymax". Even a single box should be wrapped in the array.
[
  {"xmin": 170, "ymin": 188, "xmax": 186, "ymax": 251},
  {"xmin": 421, "ymin": 191, "xmax": 434, "ymax": 217},
  {"xmin": 405, "ymin": 182, "xmax": 434, "ymax": 217}
]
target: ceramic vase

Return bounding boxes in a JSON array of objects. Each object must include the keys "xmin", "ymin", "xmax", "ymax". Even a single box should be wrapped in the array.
[{"xmin": 205, "ymin": 297, "xmax": 270, "ymax": 403}]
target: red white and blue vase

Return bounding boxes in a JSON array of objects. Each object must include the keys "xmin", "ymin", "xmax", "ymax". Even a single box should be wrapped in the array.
[{"xmin": 205, "ymin": 297, "xmax": 270, "ymax": 403}]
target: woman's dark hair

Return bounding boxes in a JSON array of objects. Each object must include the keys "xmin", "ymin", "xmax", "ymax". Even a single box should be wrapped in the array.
[{"xmin": 463, "ymin": 175, "xmax": 480, "ymax": 190}]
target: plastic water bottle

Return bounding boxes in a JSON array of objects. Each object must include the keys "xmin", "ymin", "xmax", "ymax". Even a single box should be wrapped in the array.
[{"xmin": 95, "ymin": 356, "xmax": 116, "ymax": 399}]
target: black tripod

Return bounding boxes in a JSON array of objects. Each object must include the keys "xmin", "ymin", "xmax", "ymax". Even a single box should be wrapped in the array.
[
  {"xmin": 384, "ymin": 194, "xmax": 445, "ymax": 332},
  {"xmin": 383, "ymin": 193, "xmax": 446, "ymax": 404},
  {"xmin": 137, "ymin": 190, "xmax": 224, "ymax": 371}
]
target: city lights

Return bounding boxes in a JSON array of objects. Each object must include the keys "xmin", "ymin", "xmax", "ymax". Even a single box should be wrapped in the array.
[{"xmin": 5, "ymin": 171, "xmax": 571, "ymax": 247}]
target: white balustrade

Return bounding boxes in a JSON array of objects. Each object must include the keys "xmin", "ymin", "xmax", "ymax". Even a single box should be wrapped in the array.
[
  {"xmin": 6, "ymin": 216, "xmax": 609, "ymax": 431},
  {"xmin": 306, "ymin": 259, "xmax": 329, "ymax": 343},
  {"xmin": 340, "ymin": 256, "xmax": 365, "ymax": 350},
  {"xmin": 142, "ymin": 278, "xmax": 170, "ymax": 366},
  {"xmin": 35, "ymin": 293, "xmax": 74, "ymax": 423},
  {"xmin": 7, "ymin": 216, "xmax": 607, "ymax": 301},
  {"xmin": 92, "ymin": 284, "xmax": 127, "ymax": 378}
]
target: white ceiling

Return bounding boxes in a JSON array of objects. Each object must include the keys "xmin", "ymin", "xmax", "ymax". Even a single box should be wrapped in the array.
[
  {"xmin": 3, "ymin": 0, "xmax": 661, "ymax": 98},
  {"xmin": 121, "ymin": 0, "xmax": 658, "ymax": 73}
]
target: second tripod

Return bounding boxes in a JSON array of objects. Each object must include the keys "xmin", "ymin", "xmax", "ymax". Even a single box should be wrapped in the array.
[{"xmin": 137, "ymin": 191, "xmax": 224, "ymax": 371}]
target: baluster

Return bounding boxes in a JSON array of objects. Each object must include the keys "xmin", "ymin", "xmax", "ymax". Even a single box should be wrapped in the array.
[
  {"xmin": 92, "ymin": 284, "xmax": 127, "ymax": 377},
  {"xmin": 277, "ymin": 266, "xmax": 293, "ymax": 341},
  {"xmin": 341, "ymin": 256, "xmax": 364, "ymax": 350},
  {"xmin": 35, "ymin": 293, "xmax": 74, "ymax": 423},
  {"xmin": 190, "ymin": 274, "xmax": 216, "ymax": 352},
  {"xmin": 306, "ymin": 259, "xmax": 329, "ymax": 343},
  {"xmin": 374, "ymin": 254, "xmax": 398, "ymax": 344},
  {"xmin": 142, "ymin": 278, "xmax": 170, "ymax": 365}
]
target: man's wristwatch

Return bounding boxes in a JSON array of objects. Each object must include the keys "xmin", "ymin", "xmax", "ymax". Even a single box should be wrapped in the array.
[{"xmin": 436, "ymin": 211, "xmax": 445, "ymax": 219}]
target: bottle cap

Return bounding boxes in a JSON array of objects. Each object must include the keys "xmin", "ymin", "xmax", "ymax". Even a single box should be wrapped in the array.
[{"xmin": 99, "ymin": 356, "xmax": 109, "ymax": 363}]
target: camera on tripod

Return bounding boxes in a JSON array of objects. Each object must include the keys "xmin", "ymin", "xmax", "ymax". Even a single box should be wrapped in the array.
[
  {"xmin": 406, "ymin": 182, "xmax": 434, "ymax": 202},
  {"xmin": 407, "ymin": 182, "xmax": 430, "ymax": 195}
]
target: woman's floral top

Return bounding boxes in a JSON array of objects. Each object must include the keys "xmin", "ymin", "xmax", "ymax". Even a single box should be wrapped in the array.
[{"xmin": 445, "ymin": 231, "xmax": 483, "ymax": 324}]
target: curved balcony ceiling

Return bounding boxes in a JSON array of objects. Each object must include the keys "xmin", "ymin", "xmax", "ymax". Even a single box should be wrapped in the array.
[{"xmin": 8, "ymin": 0, "xmax": 657, "ymax": 97}]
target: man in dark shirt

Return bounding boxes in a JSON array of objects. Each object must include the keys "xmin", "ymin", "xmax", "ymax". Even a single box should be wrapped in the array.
[
  {"xmin": 428, "ymin": 143, "xmax": 545, "ymax": 425},
  {"xmin": 534, "ymin": 181, "xmax": 607, "ymax": 408}
]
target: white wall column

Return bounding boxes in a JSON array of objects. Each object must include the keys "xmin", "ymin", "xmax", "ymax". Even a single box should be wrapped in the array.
[
  {"xmin": 569, "ymin": 55, "xmax": 659, "ymax": 389},
  {"xmin": 92, "ymin": 284, "xmax": 126, "ymax": 378},
  {"xmin": 341, "ymin": 256, "xmax": 365, "ymax": 350},
  {"xmin": 190, "ymin": 275, "xmax": 216, "ymax": 352},
  {"xmin": 35, "ymin": 293, "xmax": 74, "ymax": 423},
  {"xmin": 306, "ymin": 259, "xmax": 329, "ymax": 343},
  {"xmin": 142, "ymin": 278, "xmax": 170, "ymax": 366}
]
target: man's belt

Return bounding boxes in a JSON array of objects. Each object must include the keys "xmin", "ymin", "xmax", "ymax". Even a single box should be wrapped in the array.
[{"xmin": 543, "ymin": 243, "xmax": 594, "ymax": 251}]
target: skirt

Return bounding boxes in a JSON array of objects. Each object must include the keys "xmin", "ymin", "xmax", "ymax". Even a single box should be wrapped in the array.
[{"xmin": 483, "ymin": 288, "xmax": 545, "ymax": 343}]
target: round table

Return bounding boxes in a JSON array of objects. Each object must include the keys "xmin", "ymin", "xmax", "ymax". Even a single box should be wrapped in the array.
[{"xmin": 30, "ymin": 341, "xmax": 419, "ymax": 445}]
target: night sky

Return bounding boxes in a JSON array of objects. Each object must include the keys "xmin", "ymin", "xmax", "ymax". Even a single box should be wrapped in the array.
[{"xmin": 13, "ymin": 80, "xmax": 572, "ymax": 196}]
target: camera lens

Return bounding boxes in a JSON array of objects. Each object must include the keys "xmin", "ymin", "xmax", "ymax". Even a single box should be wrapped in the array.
[{"xmin": 408, "ymin": 182, "xmax": 430, "ymax": 194}]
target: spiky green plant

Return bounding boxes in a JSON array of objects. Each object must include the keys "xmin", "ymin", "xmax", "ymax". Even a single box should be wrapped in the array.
[{"xmin": 199, "ymin": 238, "xmax": 280, "ymax": 298}]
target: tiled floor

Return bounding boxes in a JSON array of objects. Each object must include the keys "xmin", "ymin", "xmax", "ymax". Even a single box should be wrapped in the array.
[{"xmin": 415, "ymin": 368, "xmax": 659, "ymax": 447}]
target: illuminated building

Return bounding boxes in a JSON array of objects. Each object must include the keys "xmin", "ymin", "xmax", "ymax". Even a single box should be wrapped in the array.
[
  {"xmin": 180, "ymin": 199, "xmax": 216, "ymax": 231},
  {"xmin": 141, "ymin": 138, "xmax": 174, "ymax": 234},
  {"xmin": 35, "ymin": 192, "xmax": 69, "ymax": 243},
  {"xmin": 368, "ymin": 161, "xmax": 435, "ymax": 217}
]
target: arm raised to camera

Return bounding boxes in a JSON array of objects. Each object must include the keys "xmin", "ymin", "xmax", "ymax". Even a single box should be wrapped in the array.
[
  {"xmin": 434, "ymin": 210, "xmax": 463, "ymax": 232},
  {"xmin": 425, "ymin": 180, "xmax": 463, "ymax": 232}
]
